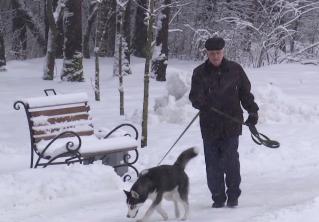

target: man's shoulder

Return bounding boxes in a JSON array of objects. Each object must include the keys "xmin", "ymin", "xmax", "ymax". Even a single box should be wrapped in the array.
[
  {"xmin": 224, "ymin": 59, "xmax": 243, "ymax": 69},
  {"xmin": 193, "ymin": 62, "xmax": 206, "ymax": 72}
]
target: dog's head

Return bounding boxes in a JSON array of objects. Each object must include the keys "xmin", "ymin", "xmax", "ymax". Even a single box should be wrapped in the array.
[{"xmin": 124, "ymin": 190, "xmax": 144, "ymax": 218}]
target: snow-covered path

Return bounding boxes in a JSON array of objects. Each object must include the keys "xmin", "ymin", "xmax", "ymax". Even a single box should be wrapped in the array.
[
  {"xmin": 3, "ymin": 155, "xmax": 319, "ymax": 222},
  {"xmin": 1, "ymin": 58, "xmax": 319, "ymax": 222}
]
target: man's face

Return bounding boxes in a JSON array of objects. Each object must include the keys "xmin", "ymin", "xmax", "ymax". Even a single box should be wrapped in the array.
[{"xmin": 207, "ymin": 49, "xmax": 224, "ymax": 67}]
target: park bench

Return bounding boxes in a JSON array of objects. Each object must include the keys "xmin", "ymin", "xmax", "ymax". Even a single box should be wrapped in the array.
[{"xmin": 14, "ymin": 89, "xmax": 139, "ymax": 181}]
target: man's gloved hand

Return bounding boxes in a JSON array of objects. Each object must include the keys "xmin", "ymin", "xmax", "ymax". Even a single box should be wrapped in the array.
[{"xmin": 245, "ymin": 113, "xmax": 258, "ymax": 126}]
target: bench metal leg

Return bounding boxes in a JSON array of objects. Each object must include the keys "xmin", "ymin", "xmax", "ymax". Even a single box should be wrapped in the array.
[{"xmin": 113, "ymin": 149, "xmax": 139, "ymax": 182}]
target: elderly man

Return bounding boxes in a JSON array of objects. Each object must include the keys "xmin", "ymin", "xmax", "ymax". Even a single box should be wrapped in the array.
[{"xmin": 189, "ymin": 37, "xmax": 259, "ymax": 208}]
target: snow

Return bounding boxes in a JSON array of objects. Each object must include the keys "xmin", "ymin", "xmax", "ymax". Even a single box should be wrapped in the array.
[
  {"xmin": 23, "ymin": 92, "xmax": 88, "ymax": 108},
  {"xmin": 1, "ymin": 57, "xmax": 319, "ymax": 222},
  {"xmin": 36, "ymin": 135, "xmax": 138, "ymax": 157}
]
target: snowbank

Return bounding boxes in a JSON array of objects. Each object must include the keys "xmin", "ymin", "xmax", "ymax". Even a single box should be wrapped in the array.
[{"xmin": 154, "ymin": 70, "xmax": 319, "ymax": 124}]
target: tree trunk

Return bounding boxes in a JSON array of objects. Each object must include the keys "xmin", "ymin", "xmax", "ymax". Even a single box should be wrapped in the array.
[
  {"xmin": 12, "ymin": 0, "xmax": 46, "ymax": 57},
  {"xmin": 43, "ymin": 0, "xmax": 63, "ymax": 80},
  {"xmin": 0, "ymin": 32, "xmax": 6, "ymax": 71},
  {"xmin": 105, "ymin": 0, "xmax": 116, "ymax": 57},
  {"xmin": 152, "ymin": 0, "xmax": 171, "ymax": 81},
  {"xmin": 94, "ymin": 0, "xmax": 103, "ymax": 101},
  {"xmin": 11, "ymin": 0, "xmax": 27, "ymax": 60},
  {"xmin": 61, "ymin": 0, "xmax": 84, "ymax": 82},
  {"xmin": 83, "ymin": 1, "xmax": 98, "ymax": 58},
  {"xmin": 53, "ymin": 0, "xmax": 65, "ymax": 58},
  {"xmin": 113, "ymin": 1, "xmax": 131, "ymax": 78},
  {"xmin": 133, "ymin": 0, "xmax": 147, "ymax": 58},
  {"xmin": 115, "ymin": 2, "xmax": 126, "ymax": 115},
  {"xmin": 123, "ymin": 0, "xmax": 132, "ymax": 64},
  {"xmin": 141, "ymin": 0, "xmax": 155, "ymax": 148},
  {"xmin": 95, "ymin": 0, "xmax": 116, "ymax": 57}
]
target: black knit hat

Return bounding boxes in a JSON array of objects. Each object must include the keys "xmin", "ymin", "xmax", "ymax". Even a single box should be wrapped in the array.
[{"xmin": 205, "ymin": 37, "xmax": 225, "ymax": 50}]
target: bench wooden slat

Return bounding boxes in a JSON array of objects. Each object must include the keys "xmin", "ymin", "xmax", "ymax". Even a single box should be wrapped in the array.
[
  {"xmin": 32, "ymin": 114, "xmax": 91, "ymax": 126},
  {"xmin": 30, "ymin": 105, "xmax": 90, "ymax": 117},
  {"xmin": 34, "ymin": 130, "xmax": 94, "ymax": 143},
  {"xmin": 32, "ymin": 122, "xmax": 93, "ymax": 135}
]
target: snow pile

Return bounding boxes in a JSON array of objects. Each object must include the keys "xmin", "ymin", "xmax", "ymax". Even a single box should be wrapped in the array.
[
  {"xmin": 153, "ymin": 71, "xmax": 196, "ymax": 124},
  {"xmin": 0, "ymin": 164, "xmax": 121, "ymax": 211},
  {"xmin": 255, "ymin": 84, "xmax": 319, "ymax": 123},
  {"xmin": 154, "ymin": 71, "xmax": 319, "ymax": 124}
]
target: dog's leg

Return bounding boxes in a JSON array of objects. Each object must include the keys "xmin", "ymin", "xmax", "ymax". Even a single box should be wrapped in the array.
[
  {"xmin": 177, "ymin": 189, "xmax": 189, "ymax": 221},
  {"xmin": 180, "ymin": 200, "xmax": 189, "ymax": 221},
  {"xmin": 156, "ymin": 203, "xmax": 168, "ymax": 220},
  {"xmin": 173, "ymin": 199, "xmax": 180, "ymax": 218},
  {"xmin": 137, "ymin": 192, "xmax": 163, "ymax": 222}
]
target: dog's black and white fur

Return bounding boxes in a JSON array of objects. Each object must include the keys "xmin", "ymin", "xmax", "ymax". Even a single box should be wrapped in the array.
[{"xmin": 124, "ymin": 147, "xmax": 198, "ymax": 222}]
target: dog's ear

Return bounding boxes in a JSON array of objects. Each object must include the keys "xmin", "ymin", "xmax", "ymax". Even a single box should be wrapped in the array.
[
  {"xmin": 131, "ymin": 190, "xmax": 140, "ymax": 199},
  {"xmin": 123, "ymin": 190, "xmax": 130, "ymax": 198}
]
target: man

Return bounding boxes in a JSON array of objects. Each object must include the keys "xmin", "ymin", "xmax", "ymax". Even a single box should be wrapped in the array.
[{"xmin": 189, "ymin": 37, "xmax": 259, "ymax": 208}]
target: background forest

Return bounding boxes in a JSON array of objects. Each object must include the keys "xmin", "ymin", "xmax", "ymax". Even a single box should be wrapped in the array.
[{"xmin": 1, "ymin": 0, "xmax": 318, "ymax": 75}]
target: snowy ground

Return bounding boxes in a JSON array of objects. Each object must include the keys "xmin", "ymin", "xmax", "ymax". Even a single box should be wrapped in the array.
[{"xmin": 1, "ymin": 57, "xmax": 319, "ymax": 222}]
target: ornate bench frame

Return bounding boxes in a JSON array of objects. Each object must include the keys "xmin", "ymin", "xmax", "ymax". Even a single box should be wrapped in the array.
[{"xmin": 14, "ymin": 89, "xmax": 139, "ymax": 181}]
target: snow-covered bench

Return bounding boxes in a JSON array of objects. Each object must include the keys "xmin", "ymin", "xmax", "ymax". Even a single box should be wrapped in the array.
[{"xmin": 14, "ymin": 90, "xmax": 139, "ymax": 181}]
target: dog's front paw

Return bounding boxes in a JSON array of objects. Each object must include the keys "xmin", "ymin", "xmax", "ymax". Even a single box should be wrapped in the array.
[
  {"xmin": 175, "ymin": 209, "xmax": 180, "ymax": 218},
  {"xmin": 162, "ymin": 214, "xmax": 168, "ymax": 221}
]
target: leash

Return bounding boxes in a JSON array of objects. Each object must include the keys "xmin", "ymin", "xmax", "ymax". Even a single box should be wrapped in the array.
[
  {"xmin": 157, "ymin": 112, "xmax": 200, "ymax": 166},
  {"xmin": 247, "ymin": 125, "xmax": 280, "ymax": 148},
  {"xmin": 208, "ymin": 106, "xmax": 280, "ymax": 149},
  {"xmin": 157, "ymin": 106, "xmax": 279, "ymax": 165}
]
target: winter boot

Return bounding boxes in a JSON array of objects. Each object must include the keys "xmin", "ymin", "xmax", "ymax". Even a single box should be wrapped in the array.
[
  {"xmin": 212, "ymin": 202, "xmax": 225, "ymax": 208},
  {"xmin": 226, "ymin": 199, "xmax": 238, "ymax": 208}
]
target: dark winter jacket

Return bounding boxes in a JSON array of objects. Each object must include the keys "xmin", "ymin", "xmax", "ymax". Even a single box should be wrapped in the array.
[{"xmin": 189, "ymin": 58, "xmax": 259, "ymax": 140}]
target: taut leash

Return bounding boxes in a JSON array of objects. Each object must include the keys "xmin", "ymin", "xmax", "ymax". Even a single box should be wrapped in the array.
[{"xmin": 157, "ymin": 112, "xmax": 200, "ymax": 166}]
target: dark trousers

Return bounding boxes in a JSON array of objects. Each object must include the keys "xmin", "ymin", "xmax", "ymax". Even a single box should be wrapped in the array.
[{"xmin": 203, "ymin": 136, "xmax": 241, "ymax": 203}]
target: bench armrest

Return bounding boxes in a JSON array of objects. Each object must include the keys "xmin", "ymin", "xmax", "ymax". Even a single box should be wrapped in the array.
[
  {"xmin": 103, "ymin": 123, "xmax": 138, "ymax": 140},
  {"xmin": 39, "ymin": 131, "xmax": 82, "ymax": 159}
]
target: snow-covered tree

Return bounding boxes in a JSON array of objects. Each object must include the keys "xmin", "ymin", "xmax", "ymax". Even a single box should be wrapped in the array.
[
  {"xmin": 113, "ymin": 0, "xmax": 132, "ymax": 115},
  {"xmin": 0, "ymin": 32, "xmax": 6, "ymax": 71},
  {"xmin": 11, "ymin": 0, "xmax": 46, "ymax": 60},
  {"xmin": 140, "ymin": 0, "xmax": 191, "ymax": 147},
  {"xmin": 0, "ymin": 13, "xmax": 6, "ymax": 71},
  {"xmin": 83, "ymin": 0, "xmax": 98, "ymax": 58},
  {"xmin": 152, "ymin": 0, "xmax": 171, "ymax": 81},
  {"xmin": 11, "ymin": 0, "xmax": 27, "ymax": 60},
  {"xmin": 43, "ymin": 0, "xmax": 64, "ymax": 80},
  {"xmin": 141, "ymin": 0, "xmax": 155, "ymax": 147},
  {"xmin": 94, "ymin": 0, "xmax": 116, "ymax": 57},
  {"xmin": 113, "ymin": 1, "xmax": 132, "ymax": 77}
]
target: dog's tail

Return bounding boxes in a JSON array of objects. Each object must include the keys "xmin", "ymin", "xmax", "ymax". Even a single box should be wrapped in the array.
[{"xmin": 174, "ymin": 147, "xmax": 199, "ymax": 170}]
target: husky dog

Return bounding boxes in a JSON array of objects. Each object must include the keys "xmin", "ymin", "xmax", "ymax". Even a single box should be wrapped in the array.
[{"xmin": 124, "ymin": 147, "xmax": 198, "ymax": 222}]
